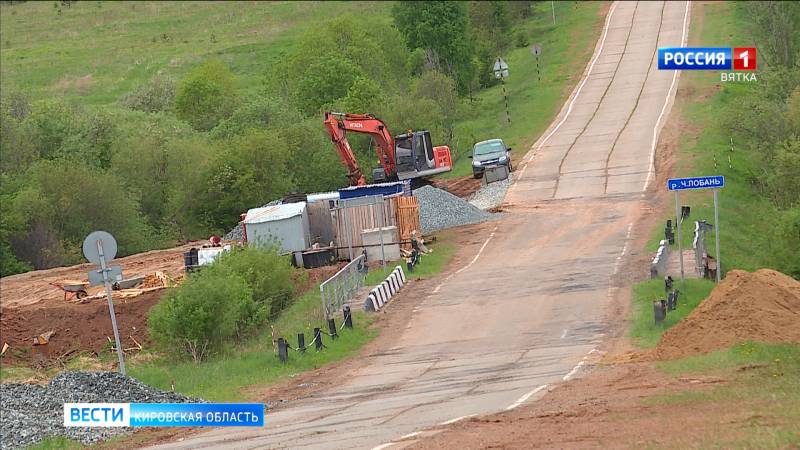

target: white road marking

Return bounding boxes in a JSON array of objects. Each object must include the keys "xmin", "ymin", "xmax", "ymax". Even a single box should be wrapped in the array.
[
  {"xmin": 505, "ymin": 384, "xmax": 549, "ymax": 411},
  {"xmin": 509, "ymin": 1, "xmax": 618, "ymax": 196},
  {"xmin": 527, "ymin": 2, "xmax": 618, "ymax": 157},
  {"xmin": 561, "ymin": 329, "xmax": 568, "ymax": 339},
  {"xmin": 432, "ymin": 226, "xmax": 498, "ymax": 294},
  {"xmin": 518, "ymin": 163, "xmax": 528, "ymax": 177},
  {"xmin": 440, "ymin": 414, "xmax": 476, "ymax": 425},
  {"xmin": 371, "ymin": 443, "xmax": 395, "ymax": 450},
  {"xmin": 563, "ymin": 360, "xmax": 586, "ymax": 381},
  {"xmin": 400, "ymin": 431, "xmax": 421, "ymax": 440},
  {"xmin": 644, "ymin": 0, "xmax": 690, "ymax": 191}
]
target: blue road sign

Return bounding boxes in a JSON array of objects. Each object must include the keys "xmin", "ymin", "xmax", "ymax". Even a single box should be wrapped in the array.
[{"xmin": 667, "ymin": 176, "xmax": 724, "ymax": 191}]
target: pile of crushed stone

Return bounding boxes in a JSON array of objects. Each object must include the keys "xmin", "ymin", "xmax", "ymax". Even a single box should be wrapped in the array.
[
  {"xmin": 656, "ymin": 269, "xmax": 800, "ymax": 360},
  {"xmin": 414, "ymin": 185, "xmax": 494, "ymax": 234},
  {"xmin": 0, "ymin": 371, "xmax": 198, "ymax": 449}
]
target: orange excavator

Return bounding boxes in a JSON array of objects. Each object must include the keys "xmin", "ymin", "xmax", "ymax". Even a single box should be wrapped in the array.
[{"xmin": 323, "ymin": 112, "xmax": 453, "ymax": 186}]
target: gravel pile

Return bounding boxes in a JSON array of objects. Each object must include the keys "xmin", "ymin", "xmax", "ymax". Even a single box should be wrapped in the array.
[
  {"xmin": 223, "ymin": 199, "xmax": 282, "ymax": 241},
  {"xmin": 1, "ymin": 371, "xmax": 198, "ymax": 450},
  {"xmin": 415, "ymin": 185, "xmax": 493, "ymax": 234},
  {"xmin": 469, "ymin": 173, "xmax": 513, "ymax": 210}
]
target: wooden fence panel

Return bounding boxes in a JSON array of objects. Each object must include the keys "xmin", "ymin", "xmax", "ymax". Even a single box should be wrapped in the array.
[
  {"xmin": 333, "ymin": 196, "xmax": 399, "ymax": 260},
  {"xmin": 396, "ymin": 196, "xmax": 420, "ymax": 251}
]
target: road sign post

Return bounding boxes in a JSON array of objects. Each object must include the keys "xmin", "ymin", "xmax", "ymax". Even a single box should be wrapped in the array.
[
  {"xmin": 674, "ymin": 191, "xmax": 685, "ymax": 281},
  {"xmin": 713, "ymin": 188, "xmax": 721, "ymax": 283},
  {"xmin": 83, "ymin": 231, "xmax": 126, "ymax": 375},
  {"xmin": 493, "ymin": 57, "xmax": 510, "ymax": 123},
  {"xmin": 667, "ymin": 176, "xmax": 724, "ymax": 284}
]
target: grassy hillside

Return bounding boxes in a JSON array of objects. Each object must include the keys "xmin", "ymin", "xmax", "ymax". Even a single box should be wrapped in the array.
[
  {"xmin": 645, "ymin": 2, "xmax": 799, "ymax": 278},
  {"xmin": 0, "ymin": 1, "xmax": 608, "ymax": 274},
  {"xmin": 448, "ymin": 1, "xmax": 604, "ymax": 176},
  {"xmin": 0, "ymin": 1, "xmax": 391, "ymax": 105}
]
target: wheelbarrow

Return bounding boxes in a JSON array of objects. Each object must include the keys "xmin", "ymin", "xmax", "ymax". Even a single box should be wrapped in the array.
[{"xmin": 50, "ymin": 280, "xmax": 89, "ymax": 302}]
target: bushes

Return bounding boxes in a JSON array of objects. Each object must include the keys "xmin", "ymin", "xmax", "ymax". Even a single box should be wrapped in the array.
[
  {"xmin": 148, "ymin": 246, "xmax": 297, "ymax": 361},
  {"xmin": 215, "ymin": 246, "xmax": 296, "ymax": 317},
  {"xmin": 149, "ymin": 268, "xmax": 254, "ymax": 362},
  {"xmin": 120, "ymin": 73, "xmax": 176, "ymax": 113},
  {"xmin": 175, "ymin": 60, "xmax": 239, "ymax": 131}
]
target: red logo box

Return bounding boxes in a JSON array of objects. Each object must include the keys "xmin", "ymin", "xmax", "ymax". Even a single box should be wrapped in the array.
[{"xmin": 733, "ymin": 47, "xmax": 756, "ymax": 70}]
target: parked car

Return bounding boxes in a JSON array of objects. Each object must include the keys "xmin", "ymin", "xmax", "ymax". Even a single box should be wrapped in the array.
[{"xmin": 469, "ymin": 139, "xmax": 512, "ymax": 178}]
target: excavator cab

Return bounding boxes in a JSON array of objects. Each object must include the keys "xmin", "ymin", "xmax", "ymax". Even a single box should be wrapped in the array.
[{"xmin": 393, "ymin": 131, "xmax": 451, "ymax": 181}]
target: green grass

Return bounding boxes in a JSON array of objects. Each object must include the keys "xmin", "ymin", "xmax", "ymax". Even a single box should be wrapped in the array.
[
  {"xmin": 0, "ymin": 364, "xmax": 37, "ymax": 383},
  {"xmin": 129, "ymin": 286, "xmax": 374, "ymax": 401},
  {"xmin": 129, "ymin": 233, "xmax": 457, "ymax": 401},
  {"xmin": 630, "ymin": 278, "xmax": 715, "ymax": 348},
  {"xmin": 643, "ymin": 2, "xmax": 788, "ymax": 276},
  {"xmin": 365, "ymin": 237, "xmax": 456, "ymax": 285},
  {"xmin": 647, "ymin": 342, "xmax": 800, "ymax": 448},
  {"xmin": 0, "ymin": 1, "xmax": 392, "ymax": 105},
  {"xmin": 445, "ymin": 1, "xmax": 606, "ymax": 177},
  {"xmin": 25, "ymin": 437, "xmax": 83, "ymax": 450}
]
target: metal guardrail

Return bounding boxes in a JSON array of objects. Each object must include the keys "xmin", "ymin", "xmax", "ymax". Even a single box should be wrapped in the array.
[{"xmin": 320, "ymin": 254, "xmax": 367, "ymax": 319}]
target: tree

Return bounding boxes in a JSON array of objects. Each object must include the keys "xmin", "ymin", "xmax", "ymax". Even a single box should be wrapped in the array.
[
  {"xmin": 23, "ymin": 99, "xmax": 83, "ymax": 160},
  {"xmin": 292, "ymin": 56, "xmax": 364, "ymax": 116},
  {"xmin": 199, "ymin": 130, "xmax": 293, "ymax": 232},
  {"xmin": 410, "ymin": 71, "xmax": 459, "ymax": 146},
  {"xmin": 268, "ymin": 15, "xmax": 409, "ymax": 116},
  {"xmin": 120, "ymin": 72, "xmax": 176, "ymax": 113},
  {"xmin": 743, "ymin": 2, "xmax": 800, "ymax": 69},
  {"xmin": 211, "ymin": 96, "xmax": 301, "ymax": 140},
  {"xmin": 7, "ymin": 159, "xmax": 155, "ymax": 269},
  {"xmin": 175, "ymin": 60, "xmax": 239, "ymax": 131},
  {"xmin": 392, "ymin": 1, "xmax": 475, "ymax": 93},
  {"xmin": 279, "ymin": 120, "xmax": 344, "ymax": 193},
  {"xmin": 0, "ymin": 111, "xmax": 36, "ymax": 175}
]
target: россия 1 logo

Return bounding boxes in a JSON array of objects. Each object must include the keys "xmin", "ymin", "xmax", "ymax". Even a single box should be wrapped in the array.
[{"xmin": 658, "ymin": 47, "xmax": 757, "ymax": 82}]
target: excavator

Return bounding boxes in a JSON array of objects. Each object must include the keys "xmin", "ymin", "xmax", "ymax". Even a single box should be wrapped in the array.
[{"xmin": 323, "ymin": 112, "xmax": 453, "ymax": 186}]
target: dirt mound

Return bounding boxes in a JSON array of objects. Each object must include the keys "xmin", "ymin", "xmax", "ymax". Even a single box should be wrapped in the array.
[
  {"xmin": 656, "ymin": 269, "xmax": 800, "ymax": 360},
  {"xmin": 0, "ymin": 290, "xmax": 163, "ymax": 366}
]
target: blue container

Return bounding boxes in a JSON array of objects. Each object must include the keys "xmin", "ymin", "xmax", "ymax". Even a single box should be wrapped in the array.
[{"xmin": 338, "ymin": 181, "xmax": 410, "ymax": 200}]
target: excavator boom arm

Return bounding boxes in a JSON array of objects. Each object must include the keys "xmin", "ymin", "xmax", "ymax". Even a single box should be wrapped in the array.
[{"xmin": 323, "ymin": 112, "xmax": 397, "ymax": 186}]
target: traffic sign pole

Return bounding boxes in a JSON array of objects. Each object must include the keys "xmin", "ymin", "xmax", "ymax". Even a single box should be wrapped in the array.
[
  {"xmin": 667, "ymin": 176, "xmax": 724, "ymax": 284},
  {"xmin": 97, "ymin": 239, "xmax": 126, "ymax": 375},
  {"xmin": 674, "ymin": 191, "xmax": 685, "ymax": 283},
  {"xmin": 713, "ymin": 188, "xmax": 721, "ymax": 283}
]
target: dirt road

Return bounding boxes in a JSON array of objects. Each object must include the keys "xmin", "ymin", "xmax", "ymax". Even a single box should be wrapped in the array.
[{"xmin": 151, "ymin": 2, "xmax": 689, "ymax": 448}]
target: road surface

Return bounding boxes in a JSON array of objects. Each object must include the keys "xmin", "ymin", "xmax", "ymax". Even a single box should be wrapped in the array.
[{"xmin": 152, "ymin": 2, "xmax": 689, "ymax": 448}]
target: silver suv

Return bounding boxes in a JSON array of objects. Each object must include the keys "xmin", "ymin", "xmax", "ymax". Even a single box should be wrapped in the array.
[{"xmin": 469, "ymin": 139, "xmax": 512, "ymax": 178}]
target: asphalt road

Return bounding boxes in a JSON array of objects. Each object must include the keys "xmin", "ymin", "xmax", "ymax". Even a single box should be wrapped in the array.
[{"xmin": 151, "ymin": 2, "xmax": 689, "ymax": 448}]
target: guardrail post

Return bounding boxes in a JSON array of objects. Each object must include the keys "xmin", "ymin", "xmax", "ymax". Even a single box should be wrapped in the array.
[
  {"xmin": 297, "ymin": 333, "xmax": 306, "ymax": 353},
  {"xmin": 277, "ymin": 338, "xmax": 288, "ymax": 363},
  {"xmin": 314, "ymin": 328, "xmax": 323, "ymax": 351},
  {"xmin": 328, "ymin": 318, "xmax": 338, "ymax": 339},
  {"xmin": 343, "ymin": 305, "xmax": 353, "ymax": 328},
  {"xmin": 654, "ymin": 300, "xmax": 665, "ymax": 325}
]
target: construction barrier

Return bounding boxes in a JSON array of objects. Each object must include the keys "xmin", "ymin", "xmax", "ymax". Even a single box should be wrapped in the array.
[
  {"xmin": 365, "ymin": 266, "xmax": 406, "ymax": 312},
  {"xmin": 650, "ymin": 239, "xmax": 670, "ymax": 278}
]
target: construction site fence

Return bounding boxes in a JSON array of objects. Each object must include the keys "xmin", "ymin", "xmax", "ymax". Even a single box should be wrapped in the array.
[{"xmin": 320, "ymin": 254, "xmax": 367, "ymax": 320}]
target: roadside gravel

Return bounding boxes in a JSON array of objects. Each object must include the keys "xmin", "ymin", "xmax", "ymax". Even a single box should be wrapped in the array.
[
  {"xmin": 0, "ymin": 371, "xmax": 197, "ymax": 449},
  {"xmin": 468, "ymin": 173, "xmax": 513, "ymax": 210},
  {"xmin": 415, "ymin": 186, "xmax": 494, "ymax": 234}
]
